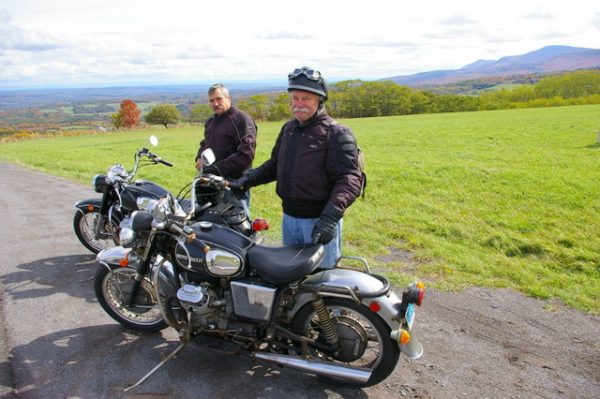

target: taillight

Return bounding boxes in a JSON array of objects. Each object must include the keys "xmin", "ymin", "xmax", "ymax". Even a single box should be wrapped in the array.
[
  {"xmin": 397, "ymin": 282, "xmax": 426, "ymax": 314},
  {"xmin": 408, "ymin": 282, "xmax": 425, "ymax": 306},
  {"xmin": 252, "ymin": 218, "xmax": 270, "ymax": 232},
  {"xmin": 368, "ymin": 301, "xmax": 382, "ymax": 313}
]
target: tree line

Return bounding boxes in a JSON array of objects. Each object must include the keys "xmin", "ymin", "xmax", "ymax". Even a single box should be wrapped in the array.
[{"xmin": 115, "ymin": 70, "xmax": 600, "ymax": 129}]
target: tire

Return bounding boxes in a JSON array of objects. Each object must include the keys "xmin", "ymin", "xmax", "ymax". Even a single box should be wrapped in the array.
[
  {"xmin": 94, "ymin": 264, "xmax": 167, "ymax": 332},
  {"xmin": 292, "ymin": 297, "xmax": 400, "ymax": 387},
  {"xmin": 73, "ymin": 208, "xmax": 118, "ymax": 254}
]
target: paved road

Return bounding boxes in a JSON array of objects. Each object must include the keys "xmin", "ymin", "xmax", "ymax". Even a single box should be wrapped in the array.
[
  {"xmin": 0, "ymin": 163, "xmax": 414, "ymax": 399},
  {"xmin": 3, "ymin": 163, "xmax": 598, "ymax": 399}
]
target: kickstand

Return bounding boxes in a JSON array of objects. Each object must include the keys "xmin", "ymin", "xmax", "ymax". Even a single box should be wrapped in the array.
[{"xmin": 124, "ymin": 342, "xmax": 186, "ymax": 393}]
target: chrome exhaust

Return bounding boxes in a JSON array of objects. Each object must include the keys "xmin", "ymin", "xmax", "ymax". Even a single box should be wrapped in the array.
[{"xmin": 252, "ymin": 352, "xmax": 372, "ymax": 384}]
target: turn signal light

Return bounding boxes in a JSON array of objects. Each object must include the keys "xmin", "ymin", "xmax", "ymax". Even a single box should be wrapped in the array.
[
  {"xmin": 391, "ymin": 329, "xmax": 411, "ymax": 345},
  {"xmin": 87, "ymin": 204, "xmax": 95, "ymax": 212},
  {"xmin": 119, "ymin": 257, "xmax": 129, "ymax": 267}
]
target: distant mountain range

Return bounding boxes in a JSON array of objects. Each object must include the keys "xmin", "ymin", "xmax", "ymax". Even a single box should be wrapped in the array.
[{"xmin": 385, "ymin": 45, "xmax": 600, "ymax": 87}]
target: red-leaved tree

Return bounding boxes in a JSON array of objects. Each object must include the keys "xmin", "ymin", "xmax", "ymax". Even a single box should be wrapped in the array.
[{"xmin": 112, "ymin": 99, "xmax": 141, "ymax": 129}]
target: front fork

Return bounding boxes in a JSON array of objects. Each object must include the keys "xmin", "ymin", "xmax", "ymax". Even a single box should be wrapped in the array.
[
  {"xmin": 94, "ymin": 188, "xmax": 112, "ymax": 239},
  {"xmin": 128, "ymin": 228, "xmax": 157, "ymax": 307}
]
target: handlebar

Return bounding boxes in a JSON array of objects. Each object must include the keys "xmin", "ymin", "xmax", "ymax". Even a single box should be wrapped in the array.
[
  {"xmin": 196, "ymin": 174, "xmax": 229, "ymax": 191},
  {"xmin": 133, "ymin": 148, "xmax": 174, "ymax": 173},
  {"xmin": 168, "ymin": 217, "xmax": 211, "ymax": 253}
]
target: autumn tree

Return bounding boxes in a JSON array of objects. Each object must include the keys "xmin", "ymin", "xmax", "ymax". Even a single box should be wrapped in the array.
[
  {"xmin": 144, "ymin": 104, "xmax": 181, "ymax": 128},
  {"xmin": 112, "ymin": 99, "xmax": 141, "ymax": 129}
]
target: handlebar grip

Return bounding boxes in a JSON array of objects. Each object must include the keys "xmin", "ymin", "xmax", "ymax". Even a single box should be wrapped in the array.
[{"xmin": 159, "ymin": 159, "xmax": 173, "ymax": 167}]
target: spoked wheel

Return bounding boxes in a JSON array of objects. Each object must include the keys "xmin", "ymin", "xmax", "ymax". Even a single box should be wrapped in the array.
[
  {"xmin": 73, "ymin": 208, "xmax": 118, "ymax": 254},
  {"xmin": 292, "ymin": 297, "xmax": 400, "ymax": 387},
  {"xmin": 94, "ymin": 264, "xmax": 167, "ymax": 332}
]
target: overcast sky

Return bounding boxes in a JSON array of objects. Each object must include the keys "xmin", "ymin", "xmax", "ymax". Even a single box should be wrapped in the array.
[{"xmin": 1, "ymin": 0, "xmax": 599, "ymax": 89}]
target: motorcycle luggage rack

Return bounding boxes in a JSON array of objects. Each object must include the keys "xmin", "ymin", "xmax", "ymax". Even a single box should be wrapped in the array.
[{"xmin": 335, "ymin": 255, "xmax": 371, "ymax": 273}]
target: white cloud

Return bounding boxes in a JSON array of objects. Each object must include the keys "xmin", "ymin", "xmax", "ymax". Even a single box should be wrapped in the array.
[{"xmin": 0, "ymin": 0, "xmax": 599, "ymax": 88}]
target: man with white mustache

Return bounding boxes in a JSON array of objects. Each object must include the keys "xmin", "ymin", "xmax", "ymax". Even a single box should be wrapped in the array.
[{"xmin": 230, "ymin": 67, "xmax": 363, "ymax": 268}]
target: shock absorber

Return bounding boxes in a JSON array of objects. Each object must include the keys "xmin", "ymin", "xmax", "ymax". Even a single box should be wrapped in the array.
[{"xmin": 312, "ymin": 297, "xmax": 339, "ymax": 347}]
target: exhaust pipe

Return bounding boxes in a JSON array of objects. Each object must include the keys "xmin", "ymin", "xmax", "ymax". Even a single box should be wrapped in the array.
[{"xmin": 252, "ymin": 352, "xmax": 372, "ymax": 384}]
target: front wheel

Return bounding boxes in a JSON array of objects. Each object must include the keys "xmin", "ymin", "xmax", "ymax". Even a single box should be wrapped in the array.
[
  {"xmin": 94, "ymin": 264, "xmax": 167, "ymax": 332},
  {"xmin": 73, "ymin": 208, "xmax": 118, "ymax": 254},
  {"xmin": 292, "ymin": 297, "xmax": 400, "ymax": 387}
]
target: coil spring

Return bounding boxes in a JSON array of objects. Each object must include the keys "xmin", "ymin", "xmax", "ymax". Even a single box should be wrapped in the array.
[{"xmin": 313, "ymin": 297, "xmax": 338, "ymax": 345}]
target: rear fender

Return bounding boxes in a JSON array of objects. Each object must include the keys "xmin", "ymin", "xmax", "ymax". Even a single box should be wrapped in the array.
[
  {"xmin": 292, "ymin": 268, "xmax": 423, "ymax": 358},
  {"xmin": 292, "ymin": 269, "xmax": 401, "ymax": 327}
]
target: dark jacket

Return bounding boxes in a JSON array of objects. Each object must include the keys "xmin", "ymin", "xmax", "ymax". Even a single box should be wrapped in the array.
[
  {"xmin": 196, "ymin": 106, "xmax": 257, "ymax": 179},
  {"xmin": 252, "ymin": 109, "xmax": 363, "ymax": 218}
]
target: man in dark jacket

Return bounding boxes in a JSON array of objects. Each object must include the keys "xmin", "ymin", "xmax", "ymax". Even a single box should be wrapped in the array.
[
  {"xmin": 195, "ymin": 83, "xmax": 257, "ymax": 213},
  {"xmin": 230, "ymin": 67, "xmax": 363, "ymax": 268}
]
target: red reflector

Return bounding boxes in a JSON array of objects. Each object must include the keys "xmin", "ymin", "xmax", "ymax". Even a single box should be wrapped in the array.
[
  {"xmin": 416, "ymin": 288, "xmax": 425, "ymax": 306},
  {"xmin": 369, "ymin": 301, "xmax": 381, "ymax": 313},
  {"xmin": 252, "ymin": 218, "xmax": 270, "ymax": 232}
]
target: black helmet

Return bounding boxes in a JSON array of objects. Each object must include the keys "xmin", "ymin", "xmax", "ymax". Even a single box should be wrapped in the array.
[
  {"xmin": 194, "ymin": 179, "xmax": 224, "ymax": 207},
  {"xmin": 287, "ymin": 66, "xmax": 328, "ymax": 102}
]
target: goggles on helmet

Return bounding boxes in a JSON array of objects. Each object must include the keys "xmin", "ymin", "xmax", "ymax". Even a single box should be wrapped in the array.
[{"xmin": 288, "ymin": 67, "xmax": 322, "ymax": 82}]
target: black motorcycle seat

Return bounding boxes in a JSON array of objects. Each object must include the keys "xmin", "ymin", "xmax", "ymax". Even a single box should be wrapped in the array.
[{"xmin": 248, "ymin": 244, "xmax": 325, "ymax": 285}]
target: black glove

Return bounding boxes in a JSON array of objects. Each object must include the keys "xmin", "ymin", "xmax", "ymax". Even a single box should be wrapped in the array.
[
  {"xmin": 228, "ymin": 169, "xmax": 258, "ymax": 191},
  {"xmin": 202, "ymin": 164, "xmax": 220, "ymax": 176},
  {"xmin": 311, "ymin": 203, "xmax": 344, "ymax": 245}
]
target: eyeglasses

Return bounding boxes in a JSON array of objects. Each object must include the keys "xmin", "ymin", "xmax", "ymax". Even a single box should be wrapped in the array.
[{"xmin": 288, "ymin": 67, "xmax": 322, "ymax": 81}]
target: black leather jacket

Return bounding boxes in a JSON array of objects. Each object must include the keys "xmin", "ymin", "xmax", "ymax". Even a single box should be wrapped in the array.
[
  {"xmin": 196, "ymin": 106, "xmax": 257, "ymax": 179},
  {"xmin": 252, "ymin": 109, "xmax": 363, "ymax": 218}
]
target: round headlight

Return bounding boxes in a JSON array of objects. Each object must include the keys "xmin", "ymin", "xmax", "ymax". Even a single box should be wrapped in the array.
[{"xmin": 119, "ymin": 227, "xmax": 135, "ymax": 247}]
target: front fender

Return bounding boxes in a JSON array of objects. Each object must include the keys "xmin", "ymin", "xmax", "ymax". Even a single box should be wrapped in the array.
[
  {"xmin": 96, "ymin": 246, "xmax": 132, "ymax": 267},
  {"xmin": 74, "ymin": 198, "xmax": 103, "ymax": 212}
]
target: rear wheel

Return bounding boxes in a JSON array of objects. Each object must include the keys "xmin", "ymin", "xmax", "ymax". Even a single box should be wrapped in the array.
[
  {"xmin": 94, "ymin": 264, "xmax": 167, "ymax": 332},
  {"xmin": 73, "ymin": 208, "xmax": 118, "ymax": 254},
  {"xmin": 292, "ymin": 297, "xmax": 400, "ymax": 387}
]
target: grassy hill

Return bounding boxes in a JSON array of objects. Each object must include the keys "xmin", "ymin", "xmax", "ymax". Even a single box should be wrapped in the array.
[{"xmin": 1, "ymin": 105, "xmax": 599, "ymax": 313}]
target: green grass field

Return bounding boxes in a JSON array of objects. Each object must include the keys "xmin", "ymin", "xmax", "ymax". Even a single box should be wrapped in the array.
[{"xmin": 1, "ymin": 105, "xmax": 599, "ymax": 313}]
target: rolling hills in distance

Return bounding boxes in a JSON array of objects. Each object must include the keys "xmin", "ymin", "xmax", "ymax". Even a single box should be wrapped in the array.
[{"xmin": 0, "ymin": 45, "xmax": 598, "ymax": 112}]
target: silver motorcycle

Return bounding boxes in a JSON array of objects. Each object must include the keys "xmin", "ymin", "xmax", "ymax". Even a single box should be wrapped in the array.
[{"xmin": 94, "ymin": 150, "xmax": 425, "ymax": 389}]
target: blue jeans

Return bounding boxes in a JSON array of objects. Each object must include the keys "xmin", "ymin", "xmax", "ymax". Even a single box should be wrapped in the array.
[{"xmin": 282, "ymin": 213, "xmax": 342, "ymax": 269}]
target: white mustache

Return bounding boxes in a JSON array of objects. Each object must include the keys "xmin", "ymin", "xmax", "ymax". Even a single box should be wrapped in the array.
[{"xmin": 293, "ymin": 107, "xmax": 310, "ymax": 113}]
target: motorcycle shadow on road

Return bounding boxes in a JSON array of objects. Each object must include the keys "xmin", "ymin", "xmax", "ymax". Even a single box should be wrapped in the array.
[
  {"xmin": 1, "ymin": 254, "xmax": 98, "ymax": 303},
  {"xmin": 7, "ymin": 324, "xmax": 370, "ymax": 399}
]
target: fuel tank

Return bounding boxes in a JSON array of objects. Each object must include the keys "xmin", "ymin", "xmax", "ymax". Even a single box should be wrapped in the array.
[
  {"xmin": 120, "ymin": 180, "xmax": 170, "ymax": 211},
  {"xmin": 172, "ymin": 221, "xmax": 252, "ymax": 279}
]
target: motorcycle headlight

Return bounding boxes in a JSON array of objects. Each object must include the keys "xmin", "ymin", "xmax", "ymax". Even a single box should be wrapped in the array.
[
  {"xmin": 118, "ymin": 217, "xmax": 135, "ymax": 246},
  {"xmin": 119, "ymin": 227, "xmax": 135, "ymax": 247},
  {"xmin": 92, "ymin": 174, "xmax": 108, "ymax": 193}
]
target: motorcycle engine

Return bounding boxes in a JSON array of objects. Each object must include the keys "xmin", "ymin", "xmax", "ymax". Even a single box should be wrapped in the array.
[{"xmin": 175, "ymin": 280, "xmax": 277, "ymax": 336}]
